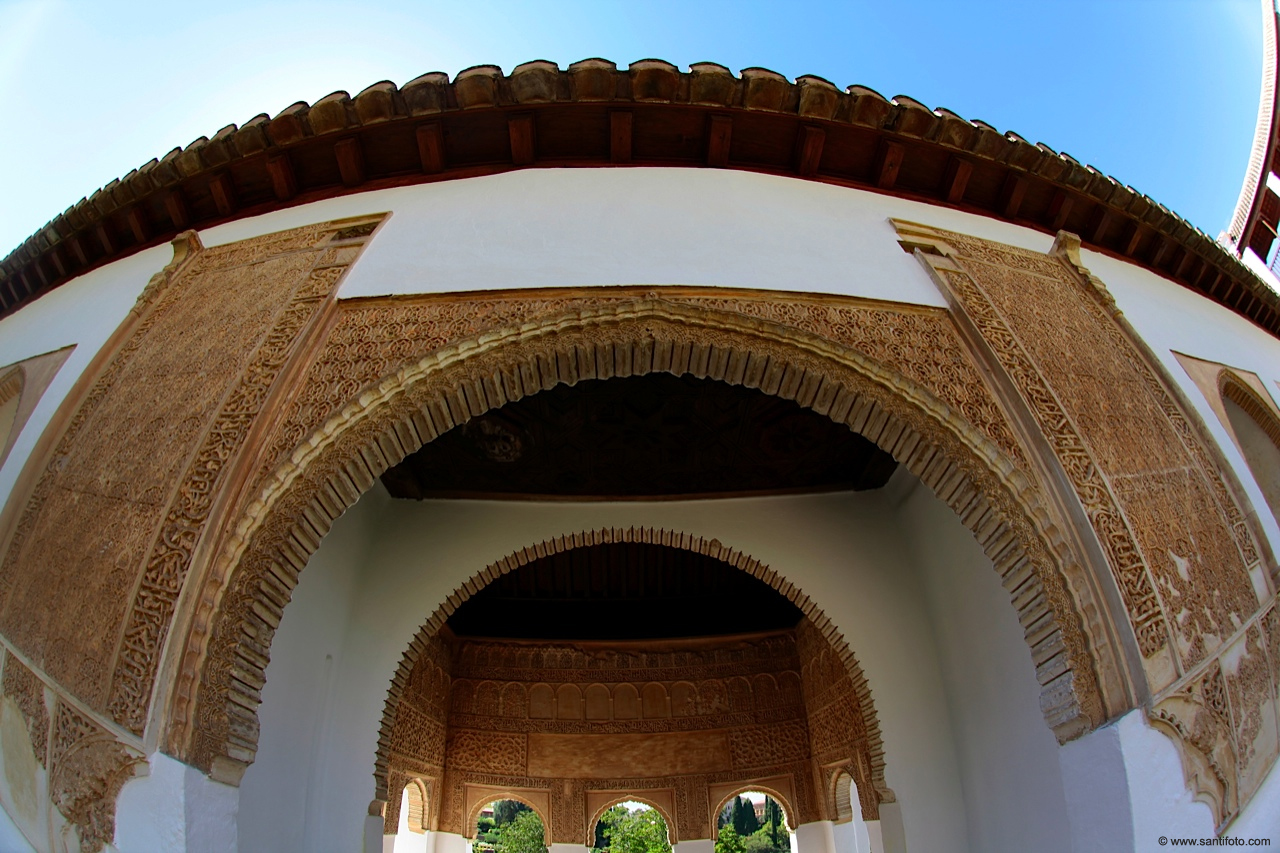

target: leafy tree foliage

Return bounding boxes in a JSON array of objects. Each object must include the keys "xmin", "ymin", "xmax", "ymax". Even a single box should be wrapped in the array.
[
  {"xmin": 602, "ymin": 807, "xmax": 671, "ymax": 853},
  {"xmin": 495, "ymin": 800, "xmax": 532, "ymax": 827},
  {"xmin": 494, "ymin": 809, "xmax": 547, "ymax": 853},
  {"xmin": 730, "ymin": 796, "xmax": 760, "ymax": 837},
  {"xmin": 595, "ymin": 804, "xmax": 631, "ymax": 849},
  {"xmin": 715, "ymin": 826, "xmax": 746, "ymax": 853}
]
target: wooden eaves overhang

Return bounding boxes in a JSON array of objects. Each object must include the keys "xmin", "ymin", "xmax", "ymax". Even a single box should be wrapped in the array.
[{"xmin": 4, "ymin": 58, "xmax": 1280, "ymax": 335}]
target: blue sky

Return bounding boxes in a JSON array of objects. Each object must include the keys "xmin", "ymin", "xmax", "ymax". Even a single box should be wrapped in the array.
[{"xmin": 0, "ymin": 0, "xmax": 1265, "ymax": 255}]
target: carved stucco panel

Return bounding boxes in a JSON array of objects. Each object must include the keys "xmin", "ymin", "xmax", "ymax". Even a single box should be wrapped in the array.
[{"xmin": 0, "ymin": 218, "xmax": 381, "ymax": 738}]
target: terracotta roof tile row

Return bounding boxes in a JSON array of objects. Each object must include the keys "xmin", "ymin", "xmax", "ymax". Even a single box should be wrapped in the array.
[{"xmin": 2, "ymin": 59, "xmax": 1277, "ymax": 334}]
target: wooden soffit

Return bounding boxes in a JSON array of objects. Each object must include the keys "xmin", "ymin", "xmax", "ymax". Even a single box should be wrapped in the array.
[{"xmin": 4, "ymin": 58, "xmax": 1279, "ymax": 336}]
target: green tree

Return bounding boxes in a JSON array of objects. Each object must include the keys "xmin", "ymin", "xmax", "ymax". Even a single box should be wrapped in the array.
[
  {"xmin": 731, "ymin": 796, "xmax": 759, "ymax": 837},
  {"xmin": 715, "ymin": 826, "xmax": 746, "ymax": 853},
  {"xmin": 495, "ymin": 800, "xmax": 532, "ymax": 827},
  {"xmin": 764, "ymin": 798, "xmax": 783, "ymax": 849},
  {"xmin": 605, "ymin": 808, "xmax": 671, "ymax": 853},
  {"xmin": 594, "ymin": 804, "xmax": 630, "ymax": 849},
  {"xmin": 494, "ymin": 809, "xmax": 547, "ymax": 853}
]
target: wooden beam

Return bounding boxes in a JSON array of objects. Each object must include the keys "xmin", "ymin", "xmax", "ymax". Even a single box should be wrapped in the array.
[
  {"xmin": 707, "ymin": 115, "xmax": 733, "ymax": 167},
  {"xmin": 95, "ymin": 223, "xmax": 115, "ymax": 255},
  {"xmin": 209, "ymin": 173, "xmax": 236, "ymax": 216},
  {"xmin": 335, "ymin": 138, "xmax": 365, "ymax": 187},
  {"xmin": 943, "ymin": 157, "xmax": 972, "ymax": 204},
  {"xmin": 1122, "ymin": 222, "xmax": 1144, "ymax": 257},
  {"xmin": 610, "ymin": 111, "xmax": 633, "ymax": 164},
  {"xmin": 1149, "ymin": 236, "xmax": 1173, "ymax": 268},
  {"xmin": 508, "ymin": 114, "xmax": 535, "ymax": 166},
  {"xmin": 1047, "ymin": 190, "xmax": 1074, "ymax": 231},
  {"xmin": 875, "ymin": 140, "xmax": 904, "ymax": 189},
  {"xmin": 164, "ymin": 191, "xmax": 189, "ymax": 229},
  {"xmin": 999, "ymin": 172, "xmax": 1027, "ymax": 218},
  {"xmin": 68, "ymin": 234, "xmax": 89, "ymax": 266},
  {"xmin": 416, "ymin": 122, "xmax": 445, "ymax": 173},
  {"xmin": 267, "ymin": 154, "xmax": 297, "ymax": 200},
  {"xmin": 126, "ymin": 208, "xmax": 148, "ymax": 244},
  {"xmin": 1087, "ymin": 207, "xmax": 1114, "ymax": 244},
  {"xmin": 48, "ymin": 247, "xmax": 67, "ymax": 278},
  {"xmin": 795, "ymin": 126, "xmax": 826, "ymax": 177},
  {"xmin": 1173, "ymin": 248, "xmax": 1193, "ymax": 280}
]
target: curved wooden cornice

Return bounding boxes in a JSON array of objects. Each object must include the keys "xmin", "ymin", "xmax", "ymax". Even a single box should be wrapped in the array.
[{"xmin": 4, "ymin": 58, "xmax": 1279, "ymax": 336}]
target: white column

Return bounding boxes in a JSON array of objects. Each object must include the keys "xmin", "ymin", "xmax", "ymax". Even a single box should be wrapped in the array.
[
  {"xmin": 432, "ymin": 829, "xmax": 472, "ymax": 853},
  {"xmin": 113, "ymin": 751, "xmax": 238, "ymax": 853},
  {"xmin": 793, "ymin": 821, "xmax": 837, "ymax": 853},
  {"xmin": 874, "ymin": 804, "xmax": 906, "ymax": 853}
]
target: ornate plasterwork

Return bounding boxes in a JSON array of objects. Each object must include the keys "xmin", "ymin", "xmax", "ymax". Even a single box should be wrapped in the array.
[
  {"xmin": 377, "ymin": 531, "xmax": 879, "ymax": 839},
  {"xmin": 895, "ymin": 221, "xmax": 1280, "ymax": 827},
  {"xmin": 171, "ymin": 286, "xmax": 1120, "ymax": 791},
  {"xmin": 0, "ymin": 216, "xmax": 381, "ymax": 739},
  {"xmin": 47, "ymin": 699, "xmax": 145, "ymax": 852}
]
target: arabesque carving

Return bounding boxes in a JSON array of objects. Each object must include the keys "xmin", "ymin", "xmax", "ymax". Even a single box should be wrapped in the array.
[
  {"xmin": 0, "ymin": 216, "xmax": 382, "ymax": 740},
  {"xmin": 1, "ymin": 651, "xmax": 49, "ymax": 766},
  {"xmin": 174, "ymin": 290, "xmax": 1124, "ymax": 788},
  {"xmin": 48, "ymin": 699, "xmax": 144, "ymax": 853},
  {"xmin": 895, "ymin": 221, "xmax": 1280, "ymax": 827}
]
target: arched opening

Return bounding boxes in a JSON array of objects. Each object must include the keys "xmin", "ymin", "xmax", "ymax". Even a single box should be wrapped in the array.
[
  {"xmin": 591, "ymin": 799, "xmax": 673, "ymax": 853},
  {"xmin": 830, "ymin": 773, "xmax": 871, "ymax": 853},
  {"xmin": 472, "ymin": 799, "xmax": 549, "ymax": 853},
  {"xmin": 211, "ymin": 302, "xmax": 1111, "ymax": 852},
  {"xmin": 713, "ymin": 789, "xmax": 793, "ymax": 850},
  {"xmin": 1220, "ymin": 374, "xmax": 1280, "ymax": 527}
]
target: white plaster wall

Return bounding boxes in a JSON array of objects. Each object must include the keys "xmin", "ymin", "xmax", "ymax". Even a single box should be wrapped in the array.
[
  {"xmin": 891, "ymin": 472, "xmax": 1074, "ymax": 853},
  {"xmin": 237, "ymin": 472, "xmax": 1084, "ymax": 853}
]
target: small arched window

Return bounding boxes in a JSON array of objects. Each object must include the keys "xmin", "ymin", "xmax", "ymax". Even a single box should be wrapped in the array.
[{"xmin": 1220, "ymin": 374, "xmax": 1280, "ymax": 527}]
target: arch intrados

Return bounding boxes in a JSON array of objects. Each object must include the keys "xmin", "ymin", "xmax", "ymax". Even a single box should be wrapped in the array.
[
  {"xmin": 831, "ymin": 769, "xmax": 858, "ymax": 825},
  {"xmin": 465, "ymin": 795, "xmax": 550, "ymax": 843},
  {"xmin": 373, "ymin": 528, "xmax": 886, "ymax": 806},
  {"xmin": 587, "ymin": 797, "xmax": 676, "ymax": 847},
  {"xmin": 400, "ymin": 777, "xmax": 429, "ymax": 834},
  {"xmin": 1219, "ymin": 371, "xmax": 1280, "ymax": 448},
  {"xmin": 173, "ymin": 299, "xmax": 1106, "ymax": 781},
  {"xmin": 711, "ymin": 787, "xmax": 796, "ymax": 839}
]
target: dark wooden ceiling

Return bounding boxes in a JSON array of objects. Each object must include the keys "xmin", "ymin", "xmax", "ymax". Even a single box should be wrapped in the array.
[
  {"xmin": 380, "ymin": 373, "xmax": 898, "ymax": 500},
  {"xmin": 445, "ymin": 542, "xmax": 803, "ymax": 640}
]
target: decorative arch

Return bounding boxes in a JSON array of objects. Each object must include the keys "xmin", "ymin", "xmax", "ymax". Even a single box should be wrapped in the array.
[
  {"xmin": 464, "ymin": 793, "xmax": 551, "ymax": 843},
  {"xmin": 400, "ymin": 777, "xmax": 429, "ymax": 834},
  {"xmin": 166, "ymin": 297, "xmax": 1119, "ymax": 785},
  {"xmin": 710, "ymin": 785, "xmax": 797, "ymax": 839},
  {"xmin": 1219, "ymin": 370, "xmax": 1280, "ymax": 526},
  {"xmin": 587, "ymin": 796, "xmax": 677, "ymax": 848},
  {"xmin": 372, "ymin": 527, "xmax": 887, "ymax": 813}
]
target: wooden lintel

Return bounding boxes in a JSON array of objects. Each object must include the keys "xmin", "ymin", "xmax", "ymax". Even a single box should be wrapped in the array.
[
  {"xmin": 126, "ymin": 208, "xmax": 148, "ymax": 244},
  {"xmin": 1122, "ymin": 223, "xmax": 1144, "ymax": 257},
  {"xmin": 68, "ymin": 234, "xmax": 89, "ymax": 267},
  {"xmin": 796, "ymin": 126, "xmax": 826, "ymax": 177},
  {"xmin": 508, "ymin": 114, "xmax": 535, "ymax": 166},
  {"xmin": 1087, "ymin": 207, "xmax": 1114, "ymax": 244},
  {"xmin": 944, "ymin": 157, "xmax": 972, "ymax": 204},
  {"xmin": 164, "ymin": 191, "xmax": 189, "ymax": 229},
  {"xmin": 209, "ymin": 173, "xmax": 237, "ymax": 216},
  {"xmin": 610, "ymin": 111, "xmax": 633, "ymax": 163},
  {"xmin": 31, "ymin": 259, "xmax": 49, "ymax": 289},
  {"xmin": 267, "ymin": 154, "xmax": 298, "ymax": 200},
  {"xmin": 1048, "ymin": 190, "xmax": 1074, "ymax": 231},
  {"xmin": 48, "ymin": 247, "xmax": 67, "ymax": 278},
  {"xmin": 95, "ymin": 223, "xmax": 115, "ymax": 255},
  {"xmin": 16, "ymin": 272, "xmax": 32, "ymax": 299},
  {"xmin": 707, "ymin": 115, "xmax": 733, "ymax": 167},
  {"xmin": 335, "ymin": 138, "xmax": 365, "ymax": 187},
  {"xmin": 875, "ymin": 140, "xmax": 905, "ymax": 189},
  {"xmin": 416, "ymin": 123, "xmax": 445, "ymax": 173},
  {"xmin": 999, "ymin": 172, "xmax": 1027, "ymax": 218},
  {"xmin": 1207, "ymin": 271, "xmax": 1226, "ymax": 297}
]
